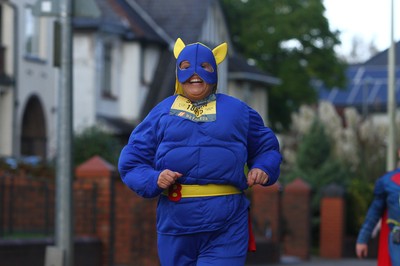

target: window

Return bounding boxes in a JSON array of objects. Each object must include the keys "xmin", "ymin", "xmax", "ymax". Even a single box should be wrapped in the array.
[
  {"xmin": 24, "ymin": 5, "xmax": 46, "ymax": 59},
  {"xmin": 101, "ymin": 42, "xmax": 114, "ymax": 98}
]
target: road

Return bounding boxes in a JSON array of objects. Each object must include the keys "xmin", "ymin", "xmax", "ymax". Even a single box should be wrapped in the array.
[{"xmin": 247, "ymin": 256, "xmax": 377, "ymax": 266}]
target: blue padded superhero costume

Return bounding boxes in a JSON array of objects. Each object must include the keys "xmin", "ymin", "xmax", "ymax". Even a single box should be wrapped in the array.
[
  {"xmin": 119, "ymin": 93, "xmax": 281, "ymax": 234},
  {"xmin": 118, "ymin": 38, "xmax": 282, "ymax": 265}
]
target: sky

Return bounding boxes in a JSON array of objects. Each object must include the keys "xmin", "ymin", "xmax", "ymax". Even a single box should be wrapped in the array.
[{"xmin": 324, "ymin": 0, "xmax": 400, "ymax": 60}]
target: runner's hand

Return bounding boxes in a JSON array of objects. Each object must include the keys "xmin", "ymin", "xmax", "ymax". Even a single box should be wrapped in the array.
[
  {"xmin": 157, "ymin": 170, "xmax": 182, "ymax": 189},
  {"xmin": 247, "ymin": 168, "xmax": 268, "ymax": 187},
  {"xmin": 356, "ymin": 243, "xmax": 368, "ymax": 258}
]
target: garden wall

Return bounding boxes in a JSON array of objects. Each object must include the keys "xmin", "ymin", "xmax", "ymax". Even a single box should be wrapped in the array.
[{"xmin": 0, "ymin": 156, "xmax": 378, "ymax": 265}]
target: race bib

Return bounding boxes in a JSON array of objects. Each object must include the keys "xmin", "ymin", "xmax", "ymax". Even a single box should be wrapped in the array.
[{"xmin": 170, "ymin": 95, "xmax": 216, "ymax": 122}]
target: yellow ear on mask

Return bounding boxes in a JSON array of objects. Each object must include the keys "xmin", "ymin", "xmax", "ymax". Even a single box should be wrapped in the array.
[
  {"xmin": 174, "ymin": 38, "xmax": 185, "ymax": 95},
  {"xmin": 212, "ymin": 42, "xmax": 228, "ymax": 65},
  {"xmin": 174, "ymin": 38, "xmax": 186, "ymax": 59}
]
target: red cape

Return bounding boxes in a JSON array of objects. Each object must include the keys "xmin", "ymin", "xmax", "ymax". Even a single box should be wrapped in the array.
[
  {"xmin": 377, "ymin": 210, "xmax": 391, "ymax": 266},
  {"xmin": 248, "ymin": 214, "xmax": 256, "ymax": 251}
]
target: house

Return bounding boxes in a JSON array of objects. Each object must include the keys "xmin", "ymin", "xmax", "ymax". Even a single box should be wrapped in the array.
[
  {"xmin": 0, "ymin": 0, "xmax": 279, "ymax": 162},
  {"xmin": 316, "ymin": 41, "xmax": 400, "ymax": 121},
  {"xmin": 0, "ymin": 0, "xmax": 60, "ymax": 161}
]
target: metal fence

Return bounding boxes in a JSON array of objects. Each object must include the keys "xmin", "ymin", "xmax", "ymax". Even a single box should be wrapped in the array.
[{"xmin": 0, "ymin": 173, "xmax": 97, "ymax": 238}]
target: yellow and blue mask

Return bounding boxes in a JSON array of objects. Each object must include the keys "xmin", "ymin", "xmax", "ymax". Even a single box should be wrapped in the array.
[{"xmin": 173, "ymin": 38, "xmax": 228, "ymax": 95}]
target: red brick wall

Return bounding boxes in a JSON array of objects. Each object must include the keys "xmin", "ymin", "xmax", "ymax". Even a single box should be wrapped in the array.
[
  {"xmin": 250, "ymin": 178, "xmax": 312, "ymax": 261},
  {"xmin": 75, "ymin": 155, "xmax": 160, "ymax": 266},
  {"xmin": 114, "ymin": 182, "xmax": 158, "ymax": 266},
  {"xmin": 250, "ymin": 182, "xmax": 282, "ymax": 243},
  {"xmin": 0, "ymin": 157, "xmax": 163, "ymax": 266},
  {"xmin": 1, "ymin": 157, "xmax": 353, "ymax": 265},
  {"xmin": 282, "ymin": 178, "xmax": 311, "ymax": 260},
  {"xmin": 0, "ymin": 176, "xmax": 55, "ymax": 233}
]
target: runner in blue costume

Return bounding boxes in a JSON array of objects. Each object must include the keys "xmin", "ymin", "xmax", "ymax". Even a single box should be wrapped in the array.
[
  {"xmin": 118, "ymin": 38, "xmax": 282, "ymax": 266},
  {"xmin": 356, "ymin": 149, "xmax": 400, "ymax": 266}
]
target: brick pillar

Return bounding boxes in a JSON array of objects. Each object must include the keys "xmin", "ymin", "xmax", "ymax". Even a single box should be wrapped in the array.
[
  {"xmin": 251, "ymin": 182, "xmax": 282, "ymax": 242},
  {"xmin": 282, "ymin": 178, "xmax": 311, "ymax": 260},
  {"xmin": 114, "ymin": 182, "xmax": 159, "ymax": 266},
  {"xmin": 319, "ymin": 184, "xmax": 345, "ymax": 259},
  {"xmin": 247, "ymin": 182, "xmax": 282, "ymax": 264},
  {"xmin": 75, "ymin": 155, "xmax": 116, "ymax": 266}
]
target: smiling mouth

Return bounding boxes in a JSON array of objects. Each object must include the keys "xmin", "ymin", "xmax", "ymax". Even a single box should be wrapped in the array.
[{"xmin": 189, "ymin": 77, "xmax": 203, "ymax": 84}]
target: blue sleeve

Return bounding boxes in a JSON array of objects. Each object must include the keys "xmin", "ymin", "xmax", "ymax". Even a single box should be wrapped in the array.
[
  {"xmin": 356, "ymin": 177, "xmax": 386, "ymax": 243},
  {"xmin": 118, "ymin": 106, "xmax": 164, "ymax": 198},
  {"xmin": 247, "ymin": 108, "xmax": 282, "ymax": 186}
]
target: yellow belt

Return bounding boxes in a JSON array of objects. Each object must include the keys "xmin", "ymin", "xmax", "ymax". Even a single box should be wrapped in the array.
[
  {"xmin": 162, "ymin": 184, "xmax": 241, "ymax": 199},
  {"xmin": 387, "ymin": 218, "xmax": 400, "ymax": 227}
]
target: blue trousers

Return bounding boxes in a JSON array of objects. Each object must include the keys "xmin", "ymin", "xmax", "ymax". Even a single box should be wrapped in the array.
[
  {"xmin": 389, "ymin": 231, "xmax": 400, "ymax": 265},
  {"xmin": 157, "ymin": 215, "xmax": 248, "ymax": 266}
]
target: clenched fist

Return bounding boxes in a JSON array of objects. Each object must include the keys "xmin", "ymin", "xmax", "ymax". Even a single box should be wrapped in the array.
[
  {"xmin": 157, "ymin": 169, "xmax": 183, "ymax": 189},
  {"xmin": 247, "ymin": 168, "xmax": 268, "ymax": 187}
]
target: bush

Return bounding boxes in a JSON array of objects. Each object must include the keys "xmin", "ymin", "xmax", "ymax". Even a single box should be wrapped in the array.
[{"xmin": 73, "ymin": 126, "xmax": 122, "ymax": 167}]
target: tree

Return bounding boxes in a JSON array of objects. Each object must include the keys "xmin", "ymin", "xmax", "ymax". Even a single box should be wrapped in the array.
[
  {"xmin": 281, "ymin": 101, "xmax": 390, "ymax": 237},
  {"xmin": 285, "ymin": 118, "xmax": 351, "ymax": 191},
  {"xmin": 73, "ymin": 126, "xmax": 122, "ymax": 167},
  {"xmin": 221, "ymin": 0, "xmax": 347, "ymax": 131}
]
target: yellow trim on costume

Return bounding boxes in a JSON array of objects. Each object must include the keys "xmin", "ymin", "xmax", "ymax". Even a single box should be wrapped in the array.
[
  {"xmin": 175, "ymin": 80, "xmax": 183, "ymax": 95},
  {"xmin": 387, "ymin": 218, "xmax": 400, "ymax": 227},
  {"xmin": 163, "ymin": 184, "xmax": 241, "ymax": 198}
]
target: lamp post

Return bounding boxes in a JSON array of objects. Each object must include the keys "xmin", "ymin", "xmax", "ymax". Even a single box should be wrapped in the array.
[
  {"xmin": 33, "ymin": 0, "xmax": 73, "ymax": 265},
  {"xmin": 56, "ymin": 0, "xmax": 74, "ymax": 265},
  {"xmin": 33, "ymin": 1, "xmax": 100, "ymax": 265},
  {"xmin": 387, "ymin": 0, "xmax": 397, "ymax": 171}
]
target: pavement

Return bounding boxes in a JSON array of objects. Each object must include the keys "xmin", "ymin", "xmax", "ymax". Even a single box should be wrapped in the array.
[{"xmin": 247, "ymin": 256, "xmax": 377, "ymax": 266}]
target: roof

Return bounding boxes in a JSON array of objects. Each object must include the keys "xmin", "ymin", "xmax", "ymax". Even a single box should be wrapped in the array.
[
  {"xmin": 131, "ymin": 0, "xmax": 211, "ymax": 44},
  {"xmin": 228, "ymin": 53, "xmax": 281, "ymax": 86},
  {"xmin": 316, "ymin": 41, "xmax": 400, "ymax": 113},
  {"xmin": 73, "ymin": 0, "xmax": 165, "ymax": 43},
  {"xmin": 97, "ymin": 115, "xmax": 138, "ymax": 136},
  {"xmin": 114, "ymin": 0, "xmax": 167, "ymax": 43},
  {"xmin": 364, "ymin": 41, "xmax": 400, "ymax": 66},
  {"xmin": 73, "ymin": 0, "xmax": 128, "ymax": 33}
]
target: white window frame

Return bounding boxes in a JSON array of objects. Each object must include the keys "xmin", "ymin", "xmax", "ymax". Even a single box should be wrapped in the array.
[{"xmin": 24, "ymin": 5, "xmax": 47, "ymax": 59}]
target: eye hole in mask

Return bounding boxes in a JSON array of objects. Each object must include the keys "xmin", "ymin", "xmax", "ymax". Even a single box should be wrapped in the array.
[
  {"xmin": 201, "ymin": 62, "xmax": 214, "ymax": 73},
  {"xmin": 179, "ymin": 61, "xmax": 214, "ymax": 73}
]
